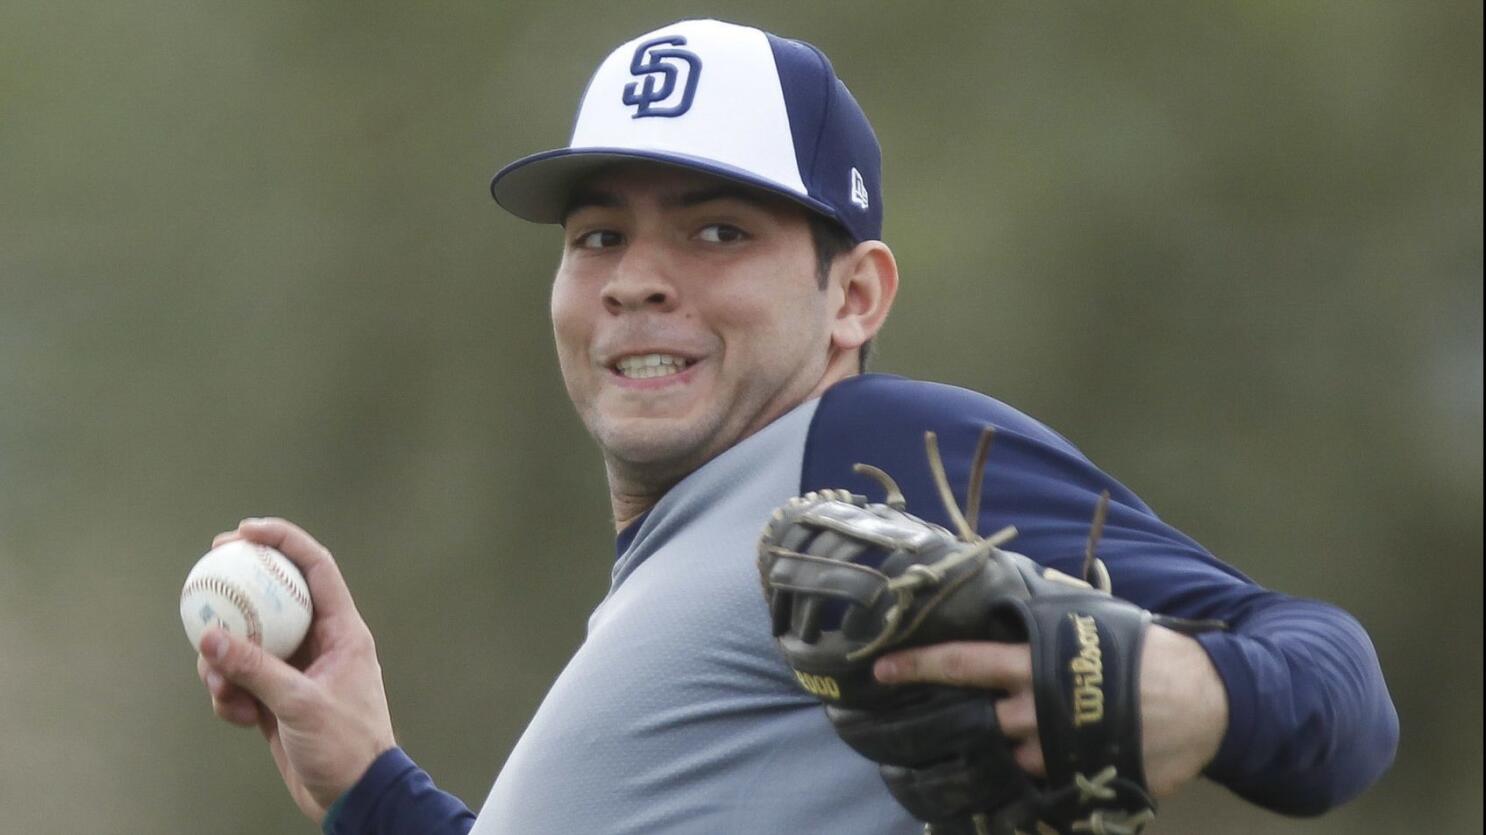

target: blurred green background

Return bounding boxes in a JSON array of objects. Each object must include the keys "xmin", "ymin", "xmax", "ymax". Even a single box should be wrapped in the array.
[{"xmin": 1, "ymin": 1, "xmax": 1479, "ymax": 832}]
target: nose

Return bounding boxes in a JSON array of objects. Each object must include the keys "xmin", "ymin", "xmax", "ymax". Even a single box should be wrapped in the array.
[{"xmin": 602, "ymin": 239, "xmax": 678, "ymax": 314}]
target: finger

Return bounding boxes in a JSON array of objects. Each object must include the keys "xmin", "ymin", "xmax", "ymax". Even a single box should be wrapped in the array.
[
  {"xmin": 1013, "ymin": 738, "xmax": 1046, "ymax": 777},
  {"xmin": 259, "ymin": 710, "xmax": 286, "ymax": 761},
  {"xmin": 236, "ymin": 517, "xmax": 359, "ymax": 621},
  {"xmin": 199, "ymin": 627, "xmax": 311, "ymax": 722},
  {"xmin": 994, "ymin": 689, "xmax": 1038, "ymax": 740},
  {"xmin": 211, "ymin": 530, "xmax": 243, "ymax": 548},
  {"xmin": 199, "ymin": 654, "xmax": 263, "ymax": 726},
  {"xmin": 202, "ymin": 662, "xmax": 253, "ymax": 705},
  {"xmin": 212, "ymin": 692, "xmax": 262, "ymax": 727},
  {"xmin": 874, "ymin": 641, "xmax": 1032, "ymax": 689}
]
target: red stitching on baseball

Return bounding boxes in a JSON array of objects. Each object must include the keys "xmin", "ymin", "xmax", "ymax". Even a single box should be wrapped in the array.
[
  {"xmin": 181, "ymin": 577, "xmax": 263, "ymax": 646},
  {"xmin": 252, "ymin": 546, "xmax": 312, "ymax": 612}
]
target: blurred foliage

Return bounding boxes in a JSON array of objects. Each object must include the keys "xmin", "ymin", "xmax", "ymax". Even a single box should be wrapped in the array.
[{"xmin": 0, "ymin": 1, "xmax": 1479, "ymax": 832}]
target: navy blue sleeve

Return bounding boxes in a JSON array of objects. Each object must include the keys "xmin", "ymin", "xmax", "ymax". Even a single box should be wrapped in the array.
[
  {"xmin": 321, "ymin": 747, "xmax": 475, "ymax": 835},
  {"xmin": 801, "ymin": 374, "xmax": 1398, "ymax": 815}
]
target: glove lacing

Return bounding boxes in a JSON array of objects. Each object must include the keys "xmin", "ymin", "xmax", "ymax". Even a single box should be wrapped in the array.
[{"xmin": 1064, "ymin": 767, "xmax": 1155, "ymax": 835}]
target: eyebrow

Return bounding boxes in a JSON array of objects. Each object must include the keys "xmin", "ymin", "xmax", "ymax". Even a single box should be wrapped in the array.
[
  {"xmin": 559, "ymin": 183, "xmax": 780, "ymax": 223},
  {"xmin": 560, "ymin": 189, "xmax": 622, "ymax": 223}
]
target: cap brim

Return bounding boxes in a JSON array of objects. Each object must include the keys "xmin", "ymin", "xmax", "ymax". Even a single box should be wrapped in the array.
[{"xmin": 490, "ymin": 147, "xmax": 841, "ymax": 227}]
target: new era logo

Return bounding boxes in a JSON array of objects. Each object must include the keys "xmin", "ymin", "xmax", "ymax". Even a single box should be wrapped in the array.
[{"xmin": 850, "ymin": 167, "xmax": 869, "ymax": 210}]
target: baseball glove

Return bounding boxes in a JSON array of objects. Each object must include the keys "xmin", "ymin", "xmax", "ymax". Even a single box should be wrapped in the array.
[{"xmin": 756, "ymin": 428, "xmax": 1223, "ymax": 835}]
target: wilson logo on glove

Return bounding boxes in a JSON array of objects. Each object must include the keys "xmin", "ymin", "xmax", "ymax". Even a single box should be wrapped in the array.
[
  {"xmin": 793, "ymin": 670, "xmax": 842, "ymax": 701},
  {"xmin": 1068, "ymin": 614, "xmax": 1106, "ymax": 728}
]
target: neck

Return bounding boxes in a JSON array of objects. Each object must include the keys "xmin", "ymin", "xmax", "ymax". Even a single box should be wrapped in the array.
[{"xmin": 609, "ymin": 480, "xmax": 665, "ymax": 532}]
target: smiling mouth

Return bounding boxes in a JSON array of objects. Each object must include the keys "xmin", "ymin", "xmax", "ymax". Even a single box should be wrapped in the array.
[{"xmin": 612, "ymin": 353, "xmax": 696, "ymax": 380}]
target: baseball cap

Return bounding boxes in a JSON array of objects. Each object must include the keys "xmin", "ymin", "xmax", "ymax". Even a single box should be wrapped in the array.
[{"xmin": 490, "ymin": 19, "xmax": 883, "ymax": 242}]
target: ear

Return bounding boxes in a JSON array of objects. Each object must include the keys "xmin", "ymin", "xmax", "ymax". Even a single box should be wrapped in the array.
[{"xmin": 828, "ymin": 240, "xmax": 899, "ymax": 354}]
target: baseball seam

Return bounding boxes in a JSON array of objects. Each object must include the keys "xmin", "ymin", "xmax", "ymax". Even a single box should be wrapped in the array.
[
  {"xmin": 251, "ymin": 546, "xmax": 312, "ymax": 612},
  {"xmin": 181, "ymin": 577, "xmax": 263, "ymax": 646}
]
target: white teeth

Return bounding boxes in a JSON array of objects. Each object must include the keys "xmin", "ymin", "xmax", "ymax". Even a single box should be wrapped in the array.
[{"xmin": 614, "ymin": 353, "xmax": 691, "ymax": 379}]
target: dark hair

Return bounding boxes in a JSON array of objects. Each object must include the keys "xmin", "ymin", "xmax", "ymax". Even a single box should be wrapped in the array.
[{"xmin": 808, "ymin": 214, "xmax": 875, "ymax": 370}]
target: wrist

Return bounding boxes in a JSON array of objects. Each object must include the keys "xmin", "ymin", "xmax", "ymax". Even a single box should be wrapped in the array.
[
  {"xmin": 317, "ymin": 746, "xmax": 412, "ymax": 834},
  {"xmin": 1140, "ymin": 625, "xmax": 1229, "ymax": 796}
]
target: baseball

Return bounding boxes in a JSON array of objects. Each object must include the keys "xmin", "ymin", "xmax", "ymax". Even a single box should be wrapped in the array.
[{"xmin": 180, "ymin": 539, "xmax": 313, "ymax": 660}]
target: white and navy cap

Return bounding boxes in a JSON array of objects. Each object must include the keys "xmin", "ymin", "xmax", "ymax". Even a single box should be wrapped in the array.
[{"xmin": 490, "ymin": 19, "xmax": 883, "ymax": 242}]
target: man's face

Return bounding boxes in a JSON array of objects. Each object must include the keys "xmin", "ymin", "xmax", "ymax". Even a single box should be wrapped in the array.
[{"xmin": 551, "ymin": 164, "xmax": 835, "ymax": 484}]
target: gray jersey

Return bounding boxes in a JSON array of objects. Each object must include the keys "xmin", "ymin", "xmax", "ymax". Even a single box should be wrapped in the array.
[{"xmin": 469, "ymin": 399, "xmax": 918, "ymax": 834}]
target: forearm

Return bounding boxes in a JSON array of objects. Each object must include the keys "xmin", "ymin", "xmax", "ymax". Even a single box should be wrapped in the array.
[
  {"xmin": 323, "ymin": 748, "xmax": 476, "ymax": 835},
  {"xmin": 1197, "ymin": 596, "xmax": 1398, "ymax": 815}
]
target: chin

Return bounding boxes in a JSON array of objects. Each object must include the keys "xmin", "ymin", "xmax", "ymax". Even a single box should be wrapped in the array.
[{"xmin": 594, "ymin": 419, "xmax": 719, "ymax": 477}]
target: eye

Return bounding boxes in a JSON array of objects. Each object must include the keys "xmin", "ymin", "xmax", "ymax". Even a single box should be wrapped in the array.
[
  {"xmin": 696, "ymin": 223, "xmax": 748, "ymax": 244},
  {"xmin": 573, "ymin": 230, "xmax": 623, "ymax": 250}
]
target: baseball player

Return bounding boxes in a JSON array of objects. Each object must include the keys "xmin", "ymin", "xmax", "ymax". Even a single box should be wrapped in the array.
[{"xmin": 194, "ymin": 19, "xmax": 1397, "ymax": 834}]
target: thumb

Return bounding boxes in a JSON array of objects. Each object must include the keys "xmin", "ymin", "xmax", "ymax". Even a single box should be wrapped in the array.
[{"xmin": 200, "ymin": 628, "xmax": 307, "ymax": 720}]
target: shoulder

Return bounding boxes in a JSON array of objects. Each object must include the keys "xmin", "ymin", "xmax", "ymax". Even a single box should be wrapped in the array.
[
  {"xmin": 801, "ymin": 373, "xmax": 1154, "ymax": 539},
  {"xmin": 801, "ymin": 374, "xmax": 1258, "ymax": 609},
  {"xmin": 810, "ymin": 373, "xmax": 1081, "ymax": 456},
  {"xmin": 803, "ymin": 373, "xmax": 1094, "ymax": 498}
]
